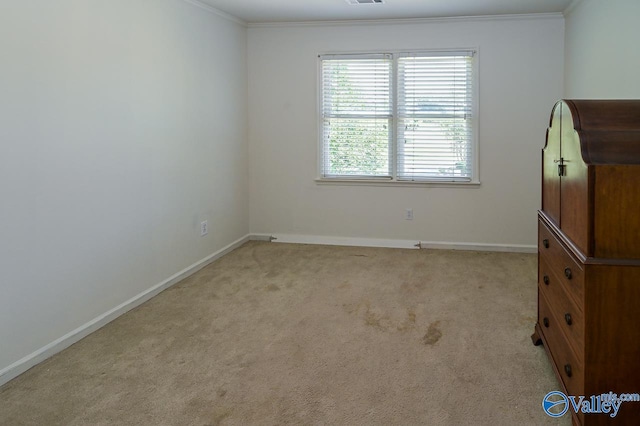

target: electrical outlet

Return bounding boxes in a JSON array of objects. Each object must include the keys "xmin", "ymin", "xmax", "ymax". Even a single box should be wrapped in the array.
[
  {"xmin": 200, "ymin": 220, "xmax": 208, "ymax": 236},
  {"xmin": 405, "ymin": 209, "xmax": 413, "ymax": 220}
]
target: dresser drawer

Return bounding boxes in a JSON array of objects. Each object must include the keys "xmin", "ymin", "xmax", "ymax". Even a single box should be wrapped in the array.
[
  {"xmin": 538, "ymin": 220, "xmax": 585, "ymax": 309},
  {"xmin": 538, "ymin": 292, "xmax": 585, "ymax": 399},
  {"xmin": 538, "ymin": 256, "xmax": 585, "ymax": 359}
]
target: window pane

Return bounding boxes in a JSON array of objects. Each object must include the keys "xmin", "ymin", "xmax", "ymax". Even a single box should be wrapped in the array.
[
  {"xmin": 322, "ymin": 58, "xmax": 391, "ymax": 116},
  {"xmin": 397, "ymin": 53, "xmax": 474, "ymax": 181},
  {"xmin": 321, "ymin": 56, "xmax": 392, "ymax": 178},
  {"xmin": 398, "ymin": 117, "xmax": 471, "ymax": 179},
  {"xmin": 319, "ymin": 51, "xmax": 476, "ymax": 182},
  {"xmin": 323, "ymin": 117, "xmax": 390, "ymax": 177}
]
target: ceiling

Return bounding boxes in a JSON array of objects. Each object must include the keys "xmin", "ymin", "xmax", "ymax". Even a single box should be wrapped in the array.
[{"xmin": 197, "ymin": 0, "xmax": 575, "ymax": 24}]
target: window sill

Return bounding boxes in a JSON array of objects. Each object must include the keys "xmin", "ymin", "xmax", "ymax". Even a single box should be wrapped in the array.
[{"xmin": 314, "ymin": 178, "xmax": 481, "ymax": 188}]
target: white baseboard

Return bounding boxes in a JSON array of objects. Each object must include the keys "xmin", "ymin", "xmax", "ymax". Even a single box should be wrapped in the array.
[
  {"xmin": 249, "ymin": 233, "xmax": 274, "ymax": 242},
  {"xmin": 269, "ymin": 234, "xmax": 420, "ymax": 249},
  {"xmin": 417, "ymin": 240, "xmax": 537, "ymax": 253},
  {"xmin": 266, "ymin": 233, "xmax": 536, "ymax": 253},
  {"xmin": 0, "ymin": 234, "xmax": 251, "ymax": 387}
]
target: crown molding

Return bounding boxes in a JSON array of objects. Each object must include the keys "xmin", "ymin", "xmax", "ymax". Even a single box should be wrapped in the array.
[
  {"xmin": 563, "ymin": 0, "xmax": 585, "ymax": 17},
  {"xmin": 181, "ymin": 0, "xmax": 247, "ymax": 26},
  {"xmin": 247, "ymin": 12, "xmax": 564, "ymax": 29}
]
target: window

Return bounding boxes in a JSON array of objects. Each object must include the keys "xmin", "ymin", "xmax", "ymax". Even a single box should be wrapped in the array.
[{"xmin": 319, "ymin": 50, "xmax": 477, "ymax": 183}]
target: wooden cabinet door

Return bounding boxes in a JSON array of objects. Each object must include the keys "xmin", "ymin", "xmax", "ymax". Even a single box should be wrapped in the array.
[
  {"xmin": 559, "ymin": 102, "xmax": 591, "ymax": 255},
  {"xmin": 542, "ymin": 103, "xmax": 561, "ymax": 225}
]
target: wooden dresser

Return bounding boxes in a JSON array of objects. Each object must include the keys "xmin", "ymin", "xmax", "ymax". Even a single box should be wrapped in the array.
[{"xmin": 532, "ymin": 100, "xmax": 640, "ymax": 425}]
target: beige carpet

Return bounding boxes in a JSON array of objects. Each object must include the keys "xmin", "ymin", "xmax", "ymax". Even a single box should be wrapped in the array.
[{"xmin": 0, "ymin": 242, "xmax": 569, "ymax": 425}]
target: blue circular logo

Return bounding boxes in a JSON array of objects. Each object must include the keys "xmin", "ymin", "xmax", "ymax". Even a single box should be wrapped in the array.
[{"xmin": 543, "ymin": 391, "xmax": 569, "ymax": 417}]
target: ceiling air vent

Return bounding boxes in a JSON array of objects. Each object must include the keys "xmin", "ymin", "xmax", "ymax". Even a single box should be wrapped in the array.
[{"xmin": 345, "ymin": 0, "xmax": 384, "ymax": 4}]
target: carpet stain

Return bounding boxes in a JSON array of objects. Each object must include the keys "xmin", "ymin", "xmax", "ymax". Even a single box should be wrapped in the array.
[
  {"xmin": 364, "ymin": 304, "xmax": 391, "ymax": 331},
  {"xmin": 337, "ymin": 280, "xmax": 351, "ymax": 289},
  {"xmin": 422, "ymin": 321, "xmax": 442, "ymax": 345},
  {"xmin": 215, "ymin": 275, "xmax": 232, "ymax": 285},
  {"xmin": 400, "ymin": 280, "xmax": 427, "ymax": 293},
  {"xmin": 396, "ymin": 310, "xmax": 417, "ymax": 332},
  {"xmin": 265, "ymin": 284, "xmax": 280, "ymax": 292},
  {"xmin": 209, "ymin": 407, "xmax": 232, "ymax": 425},
  {"xmin": 518, "ymin": 315, "xmax": 536, "ymax": 326},
  {"xmin": 342, "ymin": 300, "xmax": 366, "ymax": 315},
  {"xmin": 345, "ymin": 302, "xmax": 416, "ymax": 333}
]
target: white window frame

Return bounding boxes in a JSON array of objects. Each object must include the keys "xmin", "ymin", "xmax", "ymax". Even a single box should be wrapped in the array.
[{"xmin": 317, "ymin": 49, "xmax": 479, "ymax": 186}]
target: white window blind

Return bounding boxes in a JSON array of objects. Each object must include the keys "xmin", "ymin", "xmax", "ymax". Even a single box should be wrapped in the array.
[
  {"xmin": 319, "ymin": 50, "xmax": 476, "ymax": 183},
  {"xmin": 397, "ymin": 52, "xmax": 475, "ymax": 181},
  {"xmin": 320, "ymin": 55, "xmax": 392, "ymax": 178}
]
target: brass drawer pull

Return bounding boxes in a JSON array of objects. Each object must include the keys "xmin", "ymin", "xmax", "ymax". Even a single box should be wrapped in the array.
[
  {"xmin": 543, "ymin": 239, "xmax": 549, "ymax": 248},
  {"xmin": 565, "ymin": 313, "xmax": 572, "ymax": 326},
  {"xmin": 543, "ymin": 317, "xmax": 550, "ymax": 328},
  {"xmin": 564, "ymin": 364, "xmax": 573, "ymax": 378},
  {"xmin": 543, "ymin": 275, "xmax": 550, "ymax": 285},
  {"xmin": 564, "ymin": 268, "xmax": 572, "ymax": 280}
]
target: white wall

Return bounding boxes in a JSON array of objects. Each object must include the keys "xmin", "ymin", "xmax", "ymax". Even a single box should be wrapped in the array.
[
  {"xmin": 565, "ymin": 0, "xmax": 640, "ymax": 98},
  {"xmin": 0, "ymin": 0, "xmax": 248, "ymax": 379},
  {"xmin": 248, "ymin": 16, "xmax": 564, "ymax": 248}
]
